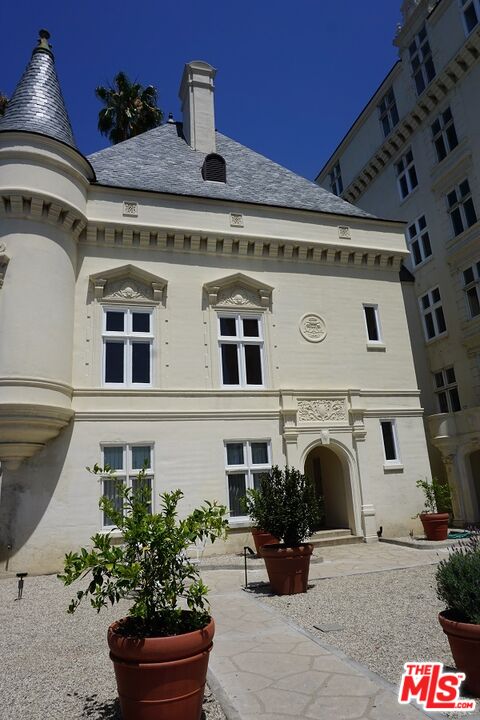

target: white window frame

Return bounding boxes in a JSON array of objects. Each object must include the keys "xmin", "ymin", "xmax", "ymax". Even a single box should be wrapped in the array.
[
  {"xmin": 102, "ymin": 306, "xmax": 154, "ymax": 388},
  {"xmin": 395, "ymin": 149, "xmax": 418, "ymax": 200},
  {"xmin": 329, "ymin": 162, "xmax": 343, "ymax": 196},
  {"xmin": 460, "ymin": 0, "xmax": 480, "ymax": 34},
  {"xmin": 218, "ymin": 313, "xmax": 265, "ymax": 389},
  {"xmin": 433, "ymin": 367, "xmax": 461, "ymax": 414},
  {"xmin": 100, "ymin": 443, "xmax": 154, "ymax": 530},
  {"xmin": 431, "ymin": 107, "xmax": 458, "ymax": 163},
  {"xmin": 363, "ymin": 304, "xmax": 383, "ymax": 345},
  {"xmin": 407, "ymin": 215, "xmax": 432, "ymax": 268},
  {"xmin": 409, "ymin": 23, "xmax": 436, "ymax": 96},
  {"xmin": 419, "ymin": 287, "xmax": 447, "ymax": 341},
  {"xmin": 378, "ymin": 87, "xmax": 399, "ymax": 138},
  {"xmin": 379, "ymin": 419, "xmax": 401, "ymax": 468},
  {"xmin": 462, "ymin": 260, "xmax": 480, "ymax": 319},
  {"xmin": 224, "ymin": 439, "xmax": 271, "ymax": 524},
  {"xmin": 447, "ymin": 179, "xmax": 478, "ymax": 237}
]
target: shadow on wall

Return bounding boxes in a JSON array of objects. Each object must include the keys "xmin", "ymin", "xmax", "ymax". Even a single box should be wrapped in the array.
[{"xmin": 0, "ymin": 420, "xmax": 73, "ymax": 570}]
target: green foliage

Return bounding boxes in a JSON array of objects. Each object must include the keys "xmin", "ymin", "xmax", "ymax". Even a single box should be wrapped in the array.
[
  {"xmin": 242, "ymin": 485, "xmax": 268, "ymax": 528},
  {"xmin": 250, "ymin": 465, "xmax": 323, "ymax": 547},
  {"xmin": 416, "ymin": 477, "xmax": 452, "ymax": 514},
  {"xmin": 436, "ymin": 529, "xmax": 480, "ymax": 624},
  {"xmin": 0, "ymin": 93, "xmax": 8, "ymax": 116},
  {"xmin": 58, "ymin": 465, "xmax": 228, "ymax": 636},
  {"xmin": 96, "ymin": 71, "xmax": 163, "ymax": 144}
]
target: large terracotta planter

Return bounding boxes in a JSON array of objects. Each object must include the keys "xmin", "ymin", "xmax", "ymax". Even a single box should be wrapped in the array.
[
  {"xmin": 420, "ymin": 512, "xmax": 449, "ymax": 540},
  {"xmin": 251, "ymin": 527, "xmax": 279, "ymax": 556},
  {"xmin": 261, "ymin": 543, "xmax": 313, "ymax": 595},
  {"xmin": 107, "ymin": 617, "xmax": 215, "ymax": 720},
  {"xmin": 439, "ymin": 612, "xmax": 480, "ymax": 697}
]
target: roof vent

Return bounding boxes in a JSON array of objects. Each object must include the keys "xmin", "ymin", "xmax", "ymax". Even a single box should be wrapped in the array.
[{"xmin": 202, "ymin": 153, "xmax": 226, "ymax": 183}]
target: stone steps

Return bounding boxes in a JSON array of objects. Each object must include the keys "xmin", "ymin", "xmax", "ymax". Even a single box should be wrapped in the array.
[{"xmin": 309, "ymin": 528, "xmax": 364, "ymax": 548}]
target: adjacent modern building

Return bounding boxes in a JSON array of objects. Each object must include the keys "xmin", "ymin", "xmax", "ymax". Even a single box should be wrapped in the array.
[
  {"xmin": 0, "ymin": 31, "xmax": 432, "ymax": 573},
  {"xmin": 317, "ymin": 0, "xmax": 480, "ymax": 527}
]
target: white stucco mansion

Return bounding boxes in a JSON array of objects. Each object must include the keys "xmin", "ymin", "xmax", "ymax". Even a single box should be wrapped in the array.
[{"xmin": 0, "ymin": 31, "xmax": 432, "ymax": 573}]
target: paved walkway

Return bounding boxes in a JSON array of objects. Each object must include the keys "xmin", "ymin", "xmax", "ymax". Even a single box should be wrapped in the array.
[{"xmin": 202, "ymin": 543, "xmax": 458, "ymax": 720}]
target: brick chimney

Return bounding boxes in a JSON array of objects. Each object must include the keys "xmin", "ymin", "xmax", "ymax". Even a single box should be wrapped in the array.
[{"xmin": 179, "ymin": 61, "xmax": 217, "ymax": 153}]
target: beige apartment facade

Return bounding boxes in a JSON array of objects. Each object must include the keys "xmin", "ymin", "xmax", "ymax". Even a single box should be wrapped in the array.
[
  {"xmin": 0, "ymin": 32, "xmax": 431, "ymax": 574},
  {"xmin": 317, "ymin": 0, "xmax": 480, "ymax": 526}
]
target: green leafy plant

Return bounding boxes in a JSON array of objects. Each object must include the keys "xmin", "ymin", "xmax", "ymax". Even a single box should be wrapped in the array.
[
  {"xmin": 250, "ymin": 465, "xmax": 323, "ymax": 547},
  {"xmin": 436, "ymin": 528, "xmax": 480, "ymax": 624},
  {"xmin": 58, "ymin": 465, "xmax": 228, "ymax": 637},
  {"xmin": 241, "ymin": 484, "xmax": 268, "ymax": 528},
  {"xmin": 416, "ymin": 477, "xmax": 452, "ymax": 515}
]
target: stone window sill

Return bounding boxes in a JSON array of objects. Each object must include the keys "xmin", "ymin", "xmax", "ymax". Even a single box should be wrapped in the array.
[
  {"xmin": 384, "ymin": 463, "xmax": 404, "ymax": 473},
  {"xmin": 367, "ymin": 342, "xmax": 386, "ymax": 352}
]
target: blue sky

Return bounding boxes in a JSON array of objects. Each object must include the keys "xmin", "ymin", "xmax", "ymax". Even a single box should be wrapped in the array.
[{"xmin": 0, "ymin": 1, "xmax": 401, "ymax": 180}]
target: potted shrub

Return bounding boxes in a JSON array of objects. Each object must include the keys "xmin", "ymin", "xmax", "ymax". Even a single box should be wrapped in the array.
[
  {"xmin": 242, "ymin": 487, "xmax": 278, "ymax": 555},
  {"xmin": 253, "ymin": 465, "xmax": 322, "ymax": 595},
  {"xmin": 59, "ymin": 465, "xmax": 228, "ymax": 720},
  {"xmin": 416, "ymin": 477, "xmax": 452, "ymax": 541},
  {"xmin": 436, "ymin": 528, "xmax": 480, "ymax": 696}
]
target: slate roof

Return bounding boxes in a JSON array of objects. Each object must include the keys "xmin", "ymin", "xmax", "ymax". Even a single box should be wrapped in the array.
[
  {"xmin": 0, "ymin": 33, "xmax": 76, "ymax": 149},
  {"xmin": 88, "ymin": 123, "xmax": 374, "ymax": 219}
]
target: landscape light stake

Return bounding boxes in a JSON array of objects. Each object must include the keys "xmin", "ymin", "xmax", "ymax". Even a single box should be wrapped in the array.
[
  {"xmin": 243, "ymin": 546, "xmax": 255, "ymax": 589},
  {"xmin": 15, "ymin": 572, "xmax": 27, "ymax": 601}
]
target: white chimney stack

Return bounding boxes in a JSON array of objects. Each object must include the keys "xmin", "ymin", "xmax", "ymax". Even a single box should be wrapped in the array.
[{"xmin": 179, "ymin": 60, "xmax": 217, "ymax": 154}]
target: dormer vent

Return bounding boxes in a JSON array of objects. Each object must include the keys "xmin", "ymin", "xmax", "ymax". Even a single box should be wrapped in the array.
[{"xmin": 202, "ymin": 153, "xmax": 226, "ymax": 183}]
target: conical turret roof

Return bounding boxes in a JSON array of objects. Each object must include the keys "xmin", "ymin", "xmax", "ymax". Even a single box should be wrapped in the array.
[{"xmin": 0, "ymin": 30, "xmax": 76, "ymax": 148}]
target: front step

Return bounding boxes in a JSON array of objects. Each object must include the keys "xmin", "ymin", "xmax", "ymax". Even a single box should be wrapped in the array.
[{"xmin": 309, "ymin": 528, "xmax": 363, "ymax": 548}]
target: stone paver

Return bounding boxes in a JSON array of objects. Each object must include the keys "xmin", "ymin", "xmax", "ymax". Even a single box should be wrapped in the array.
[{"xmin": 204, "ymin": 543, "xmax": 461, "ymax": 720}]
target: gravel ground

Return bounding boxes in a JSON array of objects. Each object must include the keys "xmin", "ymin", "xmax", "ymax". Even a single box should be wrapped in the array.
[
  {"xmin": 262, "ymin": 564, "xmax": 457, "ymax": 686},
  {"xmin": 0, "ymin": 574, "xmax": 226, "ymax": 720}
]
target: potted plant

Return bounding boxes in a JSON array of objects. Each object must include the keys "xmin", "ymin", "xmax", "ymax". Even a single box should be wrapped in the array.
[
  {"xmin": 253, "ymin": 465, "xmax": 322, "ymax": 595},
  {"xmin": 58, "ymin": 465, "xmax": 228, "ymax": 720},
  {"xmin": 242, "ymin": 487, "xmax": 278, "ymax": 555},
  {"xmin": 416, "ymin": 477, "xmax": 452, "ymax": 541},
  {"xmin": 436, "ymin": 528, "xmax": 480, "ymax": 696}
]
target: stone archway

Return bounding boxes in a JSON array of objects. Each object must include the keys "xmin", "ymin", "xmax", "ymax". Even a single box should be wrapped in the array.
[{"xmin": 304, "ymin": 444, "xmax": 352, "ymax": 531}]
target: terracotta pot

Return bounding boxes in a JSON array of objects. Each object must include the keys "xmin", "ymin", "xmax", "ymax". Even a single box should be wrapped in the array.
[
  {"xmin": 107, "ymin": 617, "xmax": 215, "ymax": 720},
  {"xmin": 251, "ymin": 527, "xmax": 279, "ymax": 556},
  {"xmin": 420, "ymin": 512, "xmax": 449, "ymax": 541},
  {"xmin": 261, "ymin": 543, "xmax": 313, "ymax": 595},
  {"xmin": 439, "ymin": 611, "xmax": 480, "ymax": 696}
]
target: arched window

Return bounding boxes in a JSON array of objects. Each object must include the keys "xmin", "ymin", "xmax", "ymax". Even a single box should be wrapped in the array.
[{"xmin": 202, "ymin": 153, "xmax": 226, "ymax": 183}]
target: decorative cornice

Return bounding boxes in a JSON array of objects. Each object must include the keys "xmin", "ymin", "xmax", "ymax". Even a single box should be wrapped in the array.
[
  {"xmin": 204, "ymin": 272, "xmax": 273, "ymax": 309},
  {"xmin": 341, "ymin": 26, "xmax": 480, "ymax": 204},
  {"xmin": 89, "ymin": 265, "xmax": 167, "ymax": 305},
  {"xmin": 0, "ymin": 191, "xmax": 86, "ymax": 238},
  {"xmin": 80, "ymin": 223, "xmax": 405, "ymax": 273}
]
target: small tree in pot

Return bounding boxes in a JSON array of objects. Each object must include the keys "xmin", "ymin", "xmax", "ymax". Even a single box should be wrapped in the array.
[
  {"xmin": 59, "ymin": 465, "xmax": 228, "ymax": 720},
  {"xmin": 436, "ymin": 528, "xmax": 480, "ymax": 696},
  {"xmin": 416, "ymin": 477, "xmax": 452, "ymax": 541},
  {"xmin": 253, "ymin": 465, "xmax": 323, "ymax": 595},
  {"xmin": 242, "ymin": 487, "xmax": 278, "ymax": 555}
]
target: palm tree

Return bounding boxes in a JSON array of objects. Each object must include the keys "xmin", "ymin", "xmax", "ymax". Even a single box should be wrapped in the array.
[
  {"xmin": 95, "ymin": 72, "xmax": 162, "ymax": 144},
  {"xmin": 0, "ymin": 93, "xmax": 8, "ymax": 116}
]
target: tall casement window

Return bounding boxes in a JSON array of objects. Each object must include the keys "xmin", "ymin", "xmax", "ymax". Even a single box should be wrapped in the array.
[
  {"xmin": 218, "ymin": 314, "xmax": 264, "ymax": 388},
  {"xmin": 463, "ymin": 261, "xmax": 480, "ymax": 318},
  {"xmin": 363, "ymin": 304, "xmax": 382, "ymax": 343},
  {"xmin": 380, "ymin": 420, "xmax": 401, "ymax": 466},
  {"xmin": 420, "ymin": 287, "xmax": 447, "ymax": 340},
  {"xmin": 329, "ymin": 162, "xmax": 343, "ymax": 196},
  {"xmin": 433, "ymin": 367, "xmax": 461, "ymax": 413},
  {"xmin": 225, "ymin": 440, "xmax": 271, "ymax": 520},
  {"xmin": 431, "ymin": 108, "xmax": 458, "ymax": 162},
  {"xmin": 378, "ymin": 87, "xmax": 399, "ymax": 138},
  {"xmin": 395, "ymin": 149, "xmax": 418, "ymax": 199},
  {"xmin": 461, "ymin": 0, "xmax": 480, "ymax": 33},
  {"xmin": 101, "ymin": 444, "xmax": 154, "ymax": 528},
  {"xmin": 409, "ymin": 24, "xmax": 436, "ymax": 95},
  {"xmin": 408, "ymin": 215, "xmax": 432, "ymax": 267},
  {"xmin": 447, "ymin": 180, "xmax": 477, "ymax": 236},
  {"xmin": 103, "ymin": 307, "xmax": 153, "ymax": 386}
]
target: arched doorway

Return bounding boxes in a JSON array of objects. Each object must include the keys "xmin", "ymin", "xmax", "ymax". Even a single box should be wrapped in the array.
[
  {"xmin": 304, "ymin": 444, "xmax": 351, "ymax": 530},
  {"xmin": 468, "ymin": 449, "xmax": 480, "ymax": 520}
]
